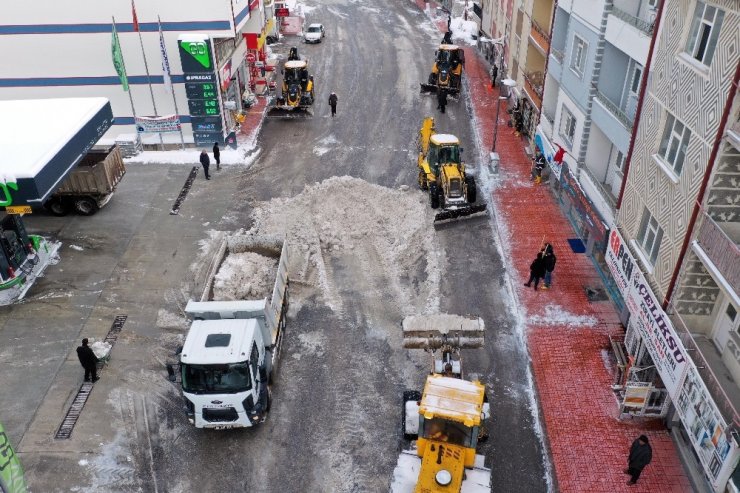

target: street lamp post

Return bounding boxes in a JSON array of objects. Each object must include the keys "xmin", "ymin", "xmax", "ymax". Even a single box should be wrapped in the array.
[{"xmin": 492, "ymin": 78, "xmax": 517, "ymax": 153}]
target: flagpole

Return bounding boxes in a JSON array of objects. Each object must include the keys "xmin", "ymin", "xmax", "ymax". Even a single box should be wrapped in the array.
[
  {"xmin": 112, "ymin": 17, "xmax": 137, "ymax": 125},
  {"xmin": 132, "ymin": 1, "xmax": 164, "ymax": 149},
  {"xmin": 158, "ymin": 16, "xmax": 185, "ymax": 150}
]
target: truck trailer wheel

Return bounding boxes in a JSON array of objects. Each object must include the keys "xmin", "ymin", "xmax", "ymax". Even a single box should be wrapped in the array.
[
  {"xmin": 46, "ymin": 198, "xmax": 70, "ymax": 217},
  {"xmin": 74, "ymin": 197, "xmax": 99, "ymax": 216}
]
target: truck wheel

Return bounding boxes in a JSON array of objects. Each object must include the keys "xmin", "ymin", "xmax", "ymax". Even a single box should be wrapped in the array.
[
  {"xmin": 418, "ymin": 170, "xmax": 428, "ymax": 190},
  {"xmin": 465, "ymin": 176, "xmax": 477, "ymax": 203},
  {"xmin": 429, "ymin": 184, "xmax": 440, "ymax": 209},
  {"xmin": 46, "ymin": 198, "xmax": 70, "ymax": 217},
  {"xmin": 74, "ymin": 197, "xmax": 99, "ymax": 216},
  {"xmin": 402, "ymin": 390, "xmax": 421, "ymax": 440},
  {"xmin": 428, "ymin": 73, "xmax": 437, "ymax": 85}
]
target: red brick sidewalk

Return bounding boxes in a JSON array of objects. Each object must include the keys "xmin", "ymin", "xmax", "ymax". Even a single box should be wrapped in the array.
[
  {"xmin": 412, "ymin": 2, "xmax": 694, "ymax": 492},
  {"xmin": 237, "ymin": 96, "xmax": 267, "ymax": 146}
]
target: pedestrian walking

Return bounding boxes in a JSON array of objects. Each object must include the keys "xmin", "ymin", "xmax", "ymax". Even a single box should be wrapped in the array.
[
  {"xmin": 524, "ymin": 250, "xmax": 547, "ymax": 290},
  {"xmin": 213, "ymin": 142, "xmax": 221, "ymax": 170},
  {"xmin": 490, "ymin": 64, "xmax": 498, "ymax": 88},
  {"xmin": 199, "ymin": 150, "xmax": 211, "ymax": 180},
  {"xmin": 76, "ymin": 338, "xmax": 99, "ymax": 382},
  {"xmin": 542, "ymin": 246, "xmax": 556, "ymax": 289},
  {"xmin": 329, "ymin": 92, "xmax": 338, "ymax": 117},
  {"xmin": 437, "ymin": 89, "xmax": 448, "ymax": 114},
  {"xmin": 624, "ymin": 435, "xmax": 652, "ymax": 485}
]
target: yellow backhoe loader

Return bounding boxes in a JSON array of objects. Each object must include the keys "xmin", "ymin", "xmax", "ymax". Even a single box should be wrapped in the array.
[
  {"xmin": 420, "ymin": 44, "xmax": 465, "ymax": 95},
  {"xmin": 390, "ymin": 314, "xmax": 491, "ymax": 493},
  {"xmin": 417, "ymin": 117, "xmax": 486, "ymax": 224},
  {"xmin": 267, "ymin": 53, "xmax": 315, "ymax": 119}
]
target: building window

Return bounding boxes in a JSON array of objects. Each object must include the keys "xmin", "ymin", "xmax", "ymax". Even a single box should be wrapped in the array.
[
  {"xmin": 560, "ymin": 107, "xmax": 576, "ymax": 146},
  {"xmin": 636, "ymin": 208, "xmax": 663, "ymax": 266},
  {"xmin": 613, "ymin": 149, "xmax": 625, "ymax": 175},
  {"xmin": 647, "ymin": 0, "xmax": 658, "ymax": 7},
  {"xmin": 658, "ymin": 113, "xmax": 691, "ymax": 175},
  {"xmin": 570, "ymin": 35, "xmax": 587, "ymax": 77},
  {"xmin": 685, "ymin": 2, "xmax": 724, "ymax": 67}
]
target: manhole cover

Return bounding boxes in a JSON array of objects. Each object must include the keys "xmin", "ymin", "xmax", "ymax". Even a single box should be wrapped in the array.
[{"xmin": 585, "ymin": 286, "xmax": 608, "ymax": 302}]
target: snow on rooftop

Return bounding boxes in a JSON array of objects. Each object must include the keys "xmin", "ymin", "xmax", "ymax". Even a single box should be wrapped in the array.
[
  {"xmin": 181, "ymin": 318, "xmax": 257, "ymax": 365},
  {"xmin": 0, "ymin": 98, "xmax": 109, "ymax": 179},
  {"xmin": 420, "ymin": 375, "xmax": 484, "ymax": 424},
  {"xmin": 432, "ymin": 134, "xmax": 459, "ymax": 145}
]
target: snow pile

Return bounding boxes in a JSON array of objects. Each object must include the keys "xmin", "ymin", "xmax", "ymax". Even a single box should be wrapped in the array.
[
  {"xmin": 248, "ymin": 176, "xmax": 440, "ymax": 312},
  {"xmin": 213, "ymin": 252, "xmax": 278, "ymax": 300},
  {"xmin": 90, "ymin": 340, "xmax": 112, "ymax": 360},
  {"xmin": 528, "ymin": 304, "xmax": 598, "ymax": 327},
  {"xmin": 450, "ymin": 17, "xmax": 479, "ymax": 45}
]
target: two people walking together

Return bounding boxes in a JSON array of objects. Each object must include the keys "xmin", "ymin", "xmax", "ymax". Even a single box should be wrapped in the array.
[{"xmin": 524, "ymin": 242, "xmax": 556, "ymax": 290}]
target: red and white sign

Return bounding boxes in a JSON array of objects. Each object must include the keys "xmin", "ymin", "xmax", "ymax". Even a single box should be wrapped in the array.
[
  {"xmin": 246, "ymin": 52, "xmax": 256, "ymax": 63},
  {"xmin": 275, "ymin": 7, "xmax": 290, "ymax": 17}
]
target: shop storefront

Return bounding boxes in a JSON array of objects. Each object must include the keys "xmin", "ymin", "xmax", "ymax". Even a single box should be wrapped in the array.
[{"xmin": 606, "ymin": 227, "xmax": 740, "ymax": 492}]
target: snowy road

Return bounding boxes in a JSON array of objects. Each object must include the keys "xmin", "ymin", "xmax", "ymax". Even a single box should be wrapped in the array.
[{"xmin": 0, "ymin": 0, "xmax": 549, "ymax": 491}]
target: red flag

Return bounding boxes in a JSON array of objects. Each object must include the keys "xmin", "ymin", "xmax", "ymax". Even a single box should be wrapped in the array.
[
  {"xmin": 131, "ymin": 0, "xmax": 140, "ymax": 32},
  {"xmin": 553, "ymin": 144, "xmax": 566, "ymax": 163}
]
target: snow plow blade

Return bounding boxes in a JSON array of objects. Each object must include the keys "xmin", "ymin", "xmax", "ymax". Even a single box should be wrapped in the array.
[
  {"xmin": 419, "ymin": 83, "xmax": 460, "ymax": 95},
  {"xmin": 265, "ymin": 107, "xmax": 313, "ymax": 119},
  {"xmin": 402, "ymin": 314, "xmax": 485, "ymax": 349},
  {"xmin": 433, "ymin": 203, "xmax": 487, "ymax": 225}
]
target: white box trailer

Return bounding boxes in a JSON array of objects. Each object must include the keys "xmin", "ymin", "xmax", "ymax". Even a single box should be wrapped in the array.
[{"xmin": 169, "ymin": 234, "xmax": 289, "ymax": 429}]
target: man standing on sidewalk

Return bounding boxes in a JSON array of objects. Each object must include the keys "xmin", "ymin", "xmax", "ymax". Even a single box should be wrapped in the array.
[
  {"xmin": 199, "ymin": 150, "xmax": 211, "ymax": 180},
  {"xmin": 213, "ymin": 142, "xmax": 221, "ymax": 170},
  {"xmin": 624, "ymin": 435, "xmax": 652, "ymax": 485},
  {"xmin": 542, "ymin": 246, "xmax": 556, "ymax": 290}
]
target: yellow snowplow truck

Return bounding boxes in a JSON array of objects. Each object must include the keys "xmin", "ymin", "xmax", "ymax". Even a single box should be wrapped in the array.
[
  {"xmin": 390, "ymin": 314, "xmax": 491, "ymax": 493},
  {"xmin": 420, "ymin": 44, "xmax": 465, "ymax": 95},
  {"xmin": 417, "ymin": 117, "xmax": 486, "ymax": 224},
  {"xmin": 267, "ymin": 59, "xmax": 315, "ymax": 119}
]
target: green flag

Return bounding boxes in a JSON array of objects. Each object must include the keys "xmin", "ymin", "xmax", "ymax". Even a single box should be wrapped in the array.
[{"xmin": 111, "ymin": 21, "xmax": 129, "ymax": 91}]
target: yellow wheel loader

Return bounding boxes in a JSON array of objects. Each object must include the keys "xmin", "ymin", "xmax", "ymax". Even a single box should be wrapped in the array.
[
  {"xmin": 390, "ymin": 314, "xmax": 492, "ymax": 493},
  {"xmin": 420, "ymin": 44, "xmax": 465, "ymax": 95},
  {"xmin": 417, "ymin": 117, "xmax": 487, "ymax": 224},
  {"xmin": 267, "ymin": 58, "xmax": 315, "ymax": 119}
]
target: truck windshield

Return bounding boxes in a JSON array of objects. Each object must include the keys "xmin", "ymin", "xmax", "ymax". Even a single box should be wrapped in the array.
[
  {"xmin": 181, "ymin": 362, "xmax": 252, "ymax": 394},
  {"xmin": 420, "ymin": 417, "xmax": 474, "ymax": 447}
]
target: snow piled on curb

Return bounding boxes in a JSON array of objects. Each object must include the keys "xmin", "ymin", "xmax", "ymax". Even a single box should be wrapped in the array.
[{"xmin": 528, "ymin": 305, "xmax": 598, "ymax": 327}]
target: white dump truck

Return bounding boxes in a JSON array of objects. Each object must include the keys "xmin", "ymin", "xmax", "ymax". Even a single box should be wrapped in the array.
[{"xmin": 168, "ymin": 234, "xmax": 289, "ymax": 429}]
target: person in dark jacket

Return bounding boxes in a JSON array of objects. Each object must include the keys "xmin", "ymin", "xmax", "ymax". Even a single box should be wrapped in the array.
[
  {"xmin": 437, "ymin": 89, "xmax": 448, "ymax": 114},
  {"xmin": 524, "ymin": 250, "xmax": 546, "ymax": 290},
  {"xmin": 199, "ymin": 150, "xmax": 210, "ymax": 180},
  {"xmin": 624, "ymin": 435, "xmax": 652, "ymax": 485},
  {"xmin": 213, "ymin": 142, "xmax": 221, "ymax": 170},
  {"xmin": 76, "ymin": 338, "xmax": 99, "ymax": 382},
  {"xmin": 490, "ymin": 64, "xmax": 498, "ymax": 88},
  {"xmin": 542, "ymin": 245, "xmax": 556, "ymax": 289},
  {"xmin": 329, "ymin": 92, "xmax": 338, "ymax": 117}
]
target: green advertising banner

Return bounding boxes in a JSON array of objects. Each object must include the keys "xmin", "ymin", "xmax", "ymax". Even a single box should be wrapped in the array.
[{"xmin": 0, "ymin": 423, "xmax": 27, "ymax": 493}]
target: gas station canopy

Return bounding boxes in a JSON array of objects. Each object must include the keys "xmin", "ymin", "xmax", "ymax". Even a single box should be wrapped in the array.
[{"xmin": 0, "ymin": 98, "xmax": 113, "ymax": 207}]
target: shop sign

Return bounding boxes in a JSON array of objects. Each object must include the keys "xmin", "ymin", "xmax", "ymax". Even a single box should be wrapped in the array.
[
  {"xmin": 190, "ymin": 116, "xmax": 223, "ymax": 134},
  {"xmin": 220, "ymin": 60, "xmax": 232, "ymax": 92},
  {"xmin": 135, "ymin": 115, "xmax": 181, "ymax": 133},
  {"xmin": 606, "ymin": 228, "xmax": 689, "ymax": 395},
  {"xmin": 675, "ymin": 367, "xmax": 739, "ymax": 489},
  {"xmin": 534, "ymin": 131, "xmax": 563, "ymax": 181},
  {"xmin": 276, "ymin": 7, "xmax": 290, "ymax": 17},
  {"xmin": 185, "ymin": 82, "xmax": 218, "ymax": 100},
  {"xmin": 246, "ymin": 52, "xmax": 256, "ymax": 63},
  {"xmin": 193, "ymin": 131, "xmax": 224, "ymax": 147},
  {"xmin": 4, "ymin": 206, "xmax": 31, "ymax": 215},
  {"xmin": 561, "ymin": 165, "xmax": 608, "ymax": 243},
  {"xmin": 179, "ymin": 34, "xmax": 224, "ymax": 143}
]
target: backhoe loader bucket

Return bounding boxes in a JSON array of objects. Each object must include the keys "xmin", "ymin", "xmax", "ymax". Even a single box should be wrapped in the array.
[
  {"xmin": 402, "ymin": 314, "xmax": 485, "ymax": 350},
  {"xmin": 266, "ymin": 106, "xmax": 314, "ymax": 119},
  {"xmin": 433, "ymin": 203, "xmax": 488, "ymax": 225},
  {"xmin": 420, "ymin": 83, "xmax": 461, "ymax": 96}
]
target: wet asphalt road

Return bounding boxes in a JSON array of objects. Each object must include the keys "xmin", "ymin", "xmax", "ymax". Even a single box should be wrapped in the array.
[{"xmin": 0, "ymin": 0, "xmax": 550, "ymax": 491}]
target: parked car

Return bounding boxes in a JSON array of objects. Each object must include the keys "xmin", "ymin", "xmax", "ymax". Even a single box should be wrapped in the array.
[{"xmin": 304, "ymin": 24, "xmax": 325, "ymax": 43}]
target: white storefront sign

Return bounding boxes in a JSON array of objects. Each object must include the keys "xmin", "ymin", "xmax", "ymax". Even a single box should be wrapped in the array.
[{"xmin": 135, "ymin": 115, "xmax": 182, "ymax": 133}]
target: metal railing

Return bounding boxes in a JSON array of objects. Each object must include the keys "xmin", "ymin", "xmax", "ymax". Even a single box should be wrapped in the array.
[
  {"xmin": 542, "ymin": 106, "xmax": 556, "ymax": 123},
  {"xmin": 550, "ymin": 47, "xmax": 564, "ymax": 63},
  {"xmin": 611, "ymin": 6, "xmax": 655, "ymax": 35},
  {"xmin": 697, "ymin": 212, "xmax": 740, "ymax": 291},
  {"xmin": 593, "ymin": 86, "xmax": 634, "ymax": 130},
  {"xmin": 523, "ymin": 71, "xmax": 545, "ymax": 98},
  {"xmin": 579, "ymin": 162, "xmax": 618, "ymax": 210},
  {"xmin": 531, "ymin": 19, "xmax": 551, "ymax": 43}
]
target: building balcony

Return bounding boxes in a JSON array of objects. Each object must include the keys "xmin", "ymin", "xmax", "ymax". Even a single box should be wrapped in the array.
[
  {"xmin": 611, "ymin": 6, "xmax": 654, "ymax": 35},
  {"xmin": 706, "ymin": 141, "xmax": 740, "ymax": 241},
  {"xmin": 696, "ymin": 213, "xmax": 740, "ymax": 293},
  {"xmin": 523, "ymin": 72, "xmax": 544, "ymax": 109},
  {"xmin": 593, "ymin": 87, "xmax": 634, "ymax": 131},
  {"xmin": 529, "ymin": 20, "xmax": 550, "ymax": 55},
  {"xmin": 729, "ymin": 116, "xmax": 740, "ymax": 151},
  {"xmin": 605, "ymin": 5, "xmax": 652, "ymax": 64}
]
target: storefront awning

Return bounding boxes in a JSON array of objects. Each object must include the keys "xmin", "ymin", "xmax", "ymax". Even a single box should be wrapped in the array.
[{"xmin": 0, "ymin": 98, "xmax": 113, "ymax": 207}]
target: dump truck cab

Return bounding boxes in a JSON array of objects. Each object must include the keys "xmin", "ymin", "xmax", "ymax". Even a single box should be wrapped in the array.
[{"xmin": 415, "ymin": 375, "xmax": 486, "ymax": 491}]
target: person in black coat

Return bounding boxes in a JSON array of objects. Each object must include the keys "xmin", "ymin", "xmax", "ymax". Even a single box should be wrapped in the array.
[
  {"xmin": 76, "ymin": 338, "xmax": 99, "ymax": 382},
  {"xmin": 437, "ymin": 89, "xmax": 448, "ymax": 114},
  {"xmin": 199, "ymin": 150, "xmax": 211, "ymax": 180},
  {"xmin": 328, "ymin": 92, "xmax": 338, "ymax": 117},
  {"xmin": 212, "ymin": 142, "xmax": 221, "ymax": 170},
  {"xmin": 624, "ymin": 435, "xmax": 652, "ymax": 485},
  {"xmin": 524, "ymin": 250, "xmax": 546, "ymax": 290},
  {"xmin": 542, "ymin": 245, "xmax": 556, "ymax": 289}
]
